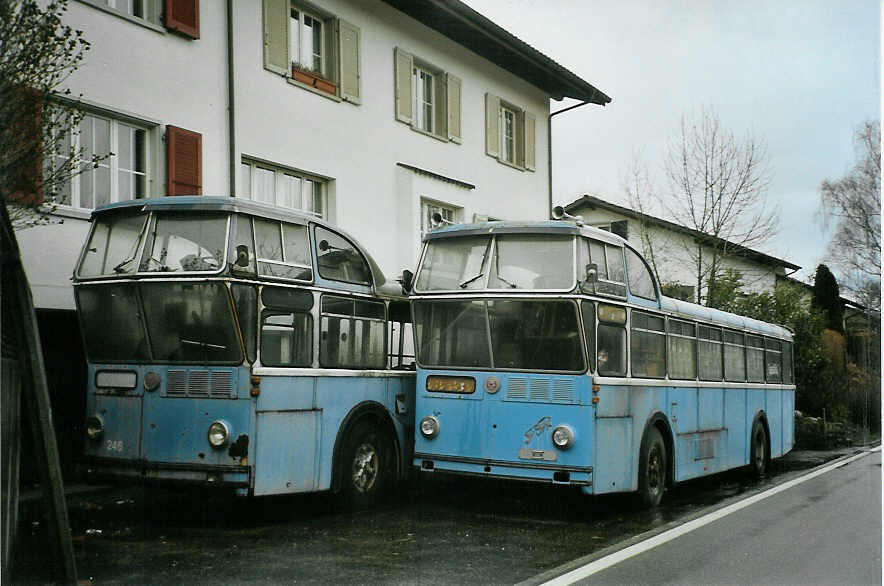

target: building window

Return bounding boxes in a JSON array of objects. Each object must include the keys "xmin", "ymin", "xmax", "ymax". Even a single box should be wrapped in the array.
[
  {"xmin": 394, "ymin": 48, "xmax": 461, "ymax": 143},
  {"xmin": 240, "ymin": 159, "xmax": 326, "ymax": 219},
  {"xmin": 263, "ymin": 1, "xmax": 361, "ymax": 103},
  {"xmin": 51, "ymin": 112, "xmax": 152, "ymax": 210},
  {"xmin": 290, "ymin": 8, "xmax": 324, "ymax": 75},
  {"xmin": 413, "ymin": 66, "xmax": 434, "ymax": 134},
  {"xmin": 485, "ymin": 93, "xmax": 536, "ymax": 171},
  {"xmin": 421, "ymin": 200, "xmax": 458, "ymax": 238}
]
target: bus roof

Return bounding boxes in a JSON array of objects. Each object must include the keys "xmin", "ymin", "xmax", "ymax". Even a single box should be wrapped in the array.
[
  {"xmin": 90, "ymin": 197, "xmax": 402, "ymax": 298},
  {"xmin": 423, "ymin": 220, "xmax": 625, "ymax": 246},
  {"xmin": 660, "ymin": 296, "xmax": 793, "ymax": 339}
]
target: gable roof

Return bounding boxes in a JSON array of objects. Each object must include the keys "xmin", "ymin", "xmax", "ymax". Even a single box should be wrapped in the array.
[
  {"xmin": 565, "ymin": 194, "xmax": 801, "ymax": 271},
  {"xmin": 381, "ymin": 0, "xmax": 611, "ymax": 104}
]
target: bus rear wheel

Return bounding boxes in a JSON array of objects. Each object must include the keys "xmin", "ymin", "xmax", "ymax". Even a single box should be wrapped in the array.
[
  {"xmin": 637, "ymin": 426, "xmax": 666, "ymax": 508},
  {"xmin": 749, "ymin": 419, "xmax": 768, "ymax": 478},
  {"xmin": 341, "ymin": 422, "xmax": 391, "ymax": 510}
]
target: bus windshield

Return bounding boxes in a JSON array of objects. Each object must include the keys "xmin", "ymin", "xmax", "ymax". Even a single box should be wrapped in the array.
[
  {"xmin": 76, "ymin": 282, "xmax": 243, "ymax": 364},
  {"xmin": 416, "ymin": 234, "xmax": 574, "ymax": 291},
  {"xmin": 413, "ymin": 299, "xmax": 584, "ymax": 372},
  {"xmin": 78, "ymin": 210, "xmax": 147, "ymax": 277}
]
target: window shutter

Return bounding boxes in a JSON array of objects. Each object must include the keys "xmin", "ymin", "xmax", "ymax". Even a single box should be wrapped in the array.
[
  {"xmin": 338, "ymin": 19, "xmax": 361, "ymax": 104},
  {"xmin": 394, "ymin": 48, "xmax": 413, "ymax": 124},
  {"xmin": 262, "ymin": 0, "xmax": 289, "ymax": 76},
  {"xmin": 446, "ymin": 73, "xmax": 461, "ymax": 144},
  {"xmin": 515, "ymin": 109, "xmax": 526, "ymax": 169},
  {"xmin": 8, "ymin": 88, "xmax": 43, "ymax": 206},
  {"xmin": 165, "ymin": 0, "xmax": 200, "ymax": 39},
  {"xmin": 525, "ymin": 111, "xmax": 536, "ymax": 171},
  {"xmin": 433, "ymin": 72, "xmax": 447, "ymax": 138},
  {"xmin": 166, "ymin": 126, "xmax": 202, "ymax": 196},
  {"xmin": 485, "ymin": 93, "xmax": 500, "ymax": 157}
]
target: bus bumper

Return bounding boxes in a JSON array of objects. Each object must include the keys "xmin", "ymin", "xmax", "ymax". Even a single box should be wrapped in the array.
[
  {"xmin": 414, "ymin": 453, "xmax": 592, "ymax": 486},
  {"xmin": 80, "ymin": 456, "xmax": 251, "ymax": 489}
]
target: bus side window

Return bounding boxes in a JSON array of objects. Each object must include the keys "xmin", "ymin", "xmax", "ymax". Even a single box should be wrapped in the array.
[
  {"xmin": 597, "ymin": 304, "xmax": 627, "ymax": 376},
  {"xmin": 782, "ymin": 341, "xmax": 793, "ymax": 384},
  {"xmin": 320, "ymin": 295, "xmax": 385, "ymax": 368},
  {"xmin": 581, "ymin": 301, "xmax": 595, "ymax": 372},
  {"xmin": 625, "ymin": 247, "xmax": 657, "ymax": 301},
  {"xmin": 388, "ymin": 300, "xmax": 415, "ymax": 370},
  {"xmin": 746, "ymin": 335, "xmax": 765, "ymax": 383},
  {"xmin": 698, "ymin": 326, "xmax": 723, "ymax": 381},
  {"xmin": 315, "ymin": 226, "xmax": 372, "ymax": 285},
  {"xmin": 260, "ymin": 287, "xmax": 314, "ymax": 367},
  {"xmin": 631, "ymin": 311, "xmax": 665, "ymax": 378}
]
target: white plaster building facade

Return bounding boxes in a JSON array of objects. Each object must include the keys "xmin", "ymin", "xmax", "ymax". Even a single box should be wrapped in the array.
[
  {"xmin": 16, "ymin": 0, "xmax": 611, "ymax": 313},
  {"xmin": 564, "ymin": 195, "xmax": 800, "ymax": 303}
]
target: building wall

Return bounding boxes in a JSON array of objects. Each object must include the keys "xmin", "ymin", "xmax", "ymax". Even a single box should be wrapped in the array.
[
  {"xmin": 17, "ymin": 0, "xmax": 553, "ymax": 310},
  {"xmin": 577, "ymin": 207, "xmax": 782, "ymax": 302}
]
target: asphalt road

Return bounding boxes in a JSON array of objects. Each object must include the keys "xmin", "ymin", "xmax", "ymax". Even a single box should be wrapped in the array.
[
  {"xmin": 554, "ymin": 449, "xmax": 882, "ymax": 585},
  {"xmin": 13, "ymin": 446, "xmax": 879, "ymax": 585}
]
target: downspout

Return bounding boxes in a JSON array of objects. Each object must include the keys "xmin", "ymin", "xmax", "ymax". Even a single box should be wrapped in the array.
[
  {"xmin": 547, "ymin": 100, "xmax": 591, "ymax": 216},
  {"xmin": 227, "ymin": 0, "xmax": 236, "ymax": 197}
]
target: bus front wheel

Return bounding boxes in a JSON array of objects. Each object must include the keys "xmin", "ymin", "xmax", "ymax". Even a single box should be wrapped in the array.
[
  {"xmin": 749, "ymin": 419, "xmax": 769, "ymax": 478},
  {"xmin": 637, "ymin": 426, "xmax": 666, "ymax": 508},
  {"xmin": 341, "ymin": 422, "xmax": 391, "ymax": 510}
]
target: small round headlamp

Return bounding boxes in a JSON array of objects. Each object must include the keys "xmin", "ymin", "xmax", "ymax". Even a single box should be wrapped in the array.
[
  {"xmin": 143, "ymin": 371, "xmax": 161, "ymax": 392},
  {"xmin": 551, "ymin": 425, "xmax": 575, "ymax": 450},
  {"xmin": 207, "ymin": 420, "xmax": 230, "ymax": 448},
  {"xmin": 419, "ymin": 415, "xmax": 440, "ymax": 439},
  {"xmin": 86, "ymin": 415, "xmax": 104, "ymax": 440}
]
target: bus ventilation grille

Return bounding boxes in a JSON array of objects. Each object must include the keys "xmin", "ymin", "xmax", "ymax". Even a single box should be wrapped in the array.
[
  {"xmin": 506, "ymin": 378, "xmax": 574, "ymax": 403},
  {"xmin": 166, "ymin": 370, "xmax": 234, "ymax": 398}
]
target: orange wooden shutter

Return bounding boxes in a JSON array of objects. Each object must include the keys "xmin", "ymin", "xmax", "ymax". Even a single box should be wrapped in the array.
[
  {"xmin": 7, "ymin": 87, "xmax": 43, "ymax": 206},
  {"xmin": 166, "ymin": 125, "xmax": 202, "ymax": 196},
  {"xmin": 165, "ymin": 0, "xmax": 200, "ymax": 39}
]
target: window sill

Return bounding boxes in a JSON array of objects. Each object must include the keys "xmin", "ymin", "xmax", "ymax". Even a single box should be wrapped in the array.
[
  {"xmin": 76, "ymin": 0, "xmax": 166, "ymax": 35},
  {"xmin": 493, "ymin": 156, "xmax": 526, "ymax": 172},
  {"xmin": 409, "ymin": 125, "xmax": 450, "ymax": 144},
  {"xmin": 287, "ymin": 76, "xmax": 342, "ymax": 103}
]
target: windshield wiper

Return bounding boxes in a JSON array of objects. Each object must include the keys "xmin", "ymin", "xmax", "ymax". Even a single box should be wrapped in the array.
[
  {"xmin": 458, "ymin": 240, "xmax": 491, "ymax": 288},
  {"xmin": 493, "ymin": 238, "xmax": 517, "ymax": 288},
  {"xmin": 180, "ymin": 338, "xmax": 226, "ymax": 351},
  {"xmin": 459, "ymin": 272, "xmax": 485, "ymax": 288}
]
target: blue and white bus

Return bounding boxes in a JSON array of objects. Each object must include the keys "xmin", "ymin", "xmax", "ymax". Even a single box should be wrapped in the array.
[
  {"xmin": 410, "ymin": 217, "xmax": 794, "ymax": 506},
  {"xmin": 75, "ymin": 197, "xmax": 415, "ymax": 506}
]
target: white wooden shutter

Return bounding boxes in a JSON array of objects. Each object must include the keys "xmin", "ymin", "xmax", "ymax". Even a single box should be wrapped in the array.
[
  {"xmin": 525, "ymin": 111, "xmax": 536, "ymax": 171},
  {"xmin": 338, "ymin": 19, "xmax": 361, "ymax": 104},
  {"xmin": 263, "ymin": 0, "xmax": 289, "ymax": 76},
  {"xmin": 394, "ymin": 48, "xmax": 413, "ymax": 123},
  {"xmin": 446, "ymin": 73, "xmax": 462, "ymax": 144},
  {"xmin": 485, "ymin": 93, "xmax": 500, "ymax": 157}
]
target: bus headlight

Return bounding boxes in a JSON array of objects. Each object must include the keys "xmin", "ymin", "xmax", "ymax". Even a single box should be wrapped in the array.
[
  {"xmin": 86, "ymin": 415, "xmax": 104, "ymax": 440},
  {"xmin": 207, "ymin": 420, "xmax": 230, "ymax": 448},
  {"xmin": 419, "ymin": 416, "xmax": 440, "ymax": 439},
  {"xmin": 551, "ymin": 425, "xmax": 575, "ymax": 450}
]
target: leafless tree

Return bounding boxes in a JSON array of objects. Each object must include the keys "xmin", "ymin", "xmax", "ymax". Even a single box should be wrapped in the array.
[
  {"xmin": 622, "ymin": 150, "xmax": 664, "ymax": 284},
  {"xmin": 0, "ymin": 0, "xmax": 96, "ymax": 229},
  {"xmin": 663, "ymin": 107, "xmax": 778, "ymax": 305},
  {"xmin": 819, "ymin": 120, "xmax": 881, "ymax": 290}
]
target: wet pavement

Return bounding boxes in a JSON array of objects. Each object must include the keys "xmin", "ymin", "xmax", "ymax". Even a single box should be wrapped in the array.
[{"xmin": 13, "ymin": 445, "xmax": 876, "ymax": 585}]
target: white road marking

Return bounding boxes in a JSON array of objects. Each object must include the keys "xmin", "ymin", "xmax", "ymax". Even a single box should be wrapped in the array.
[{"xmin": 541, "ymin": 447, "xmax": 881, "ymax": 586}]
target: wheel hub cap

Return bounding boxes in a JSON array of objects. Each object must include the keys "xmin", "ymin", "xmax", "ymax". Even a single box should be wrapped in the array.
[{"xmin": 352, "ymin": 443, "xmax": 378, "ymax": 493}]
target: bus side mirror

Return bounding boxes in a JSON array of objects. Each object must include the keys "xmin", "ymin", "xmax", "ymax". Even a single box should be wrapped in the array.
[
  {"xmin": 580, "ymin": 263, "xmax": 598, "ymax": 294},
  {"xmin": 399, "ymin": 269, "xmax": 414, "ymax": 293},
  {"xmin": 234, "ymin": 245, "xmax": 250, "ymax": 267}
]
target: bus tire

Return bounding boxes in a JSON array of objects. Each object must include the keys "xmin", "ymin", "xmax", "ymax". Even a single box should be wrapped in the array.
[
  {"xmin": 340, "ymin": 422, "xmax": 390, "ymax": 510},
  {"xmin": 636, "ymin": 426, "xmax": 666, "ymax": 508},
  {"xmin": 749, "ymin": 418, "xmax": 768, "ymax": 478}
]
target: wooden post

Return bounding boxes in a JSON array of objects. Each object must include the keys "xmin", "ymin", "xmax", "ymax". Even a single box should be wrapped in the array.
[{"xmin": 1, "ymin": 202, "xmax": 77, "ymax": 583}]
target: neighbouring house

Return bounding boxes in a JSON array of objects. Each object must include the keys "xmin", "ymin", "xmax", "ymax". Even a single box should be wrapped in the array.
[
  {"xmin": 564, "ymin": 195, "xmax": 800, "ymax": 303},
  {"xmin": 12, "ymin": 0, "xmax": 610, "ymax": 475}
]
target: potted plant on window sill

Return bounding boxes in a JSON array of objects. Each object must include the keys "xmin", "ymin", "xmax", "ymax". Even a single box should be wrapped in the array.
[{"xmin": 292, "ymin": 65, "xmax": 337, "ymax": 95}]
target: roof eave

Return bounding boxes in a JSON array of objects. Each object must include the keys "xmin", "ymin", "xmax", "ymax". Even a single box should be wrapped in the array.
[{"xmin": 381, "ymin": 0, "xmax": 611, "ymax": 105}]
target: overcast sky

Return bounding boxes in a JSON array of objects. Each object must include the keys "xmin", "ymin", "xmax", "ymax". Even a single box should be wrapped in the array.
[{"xmin": 463, "ymin": 0, "xmax": 880, "ymax": 282}]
